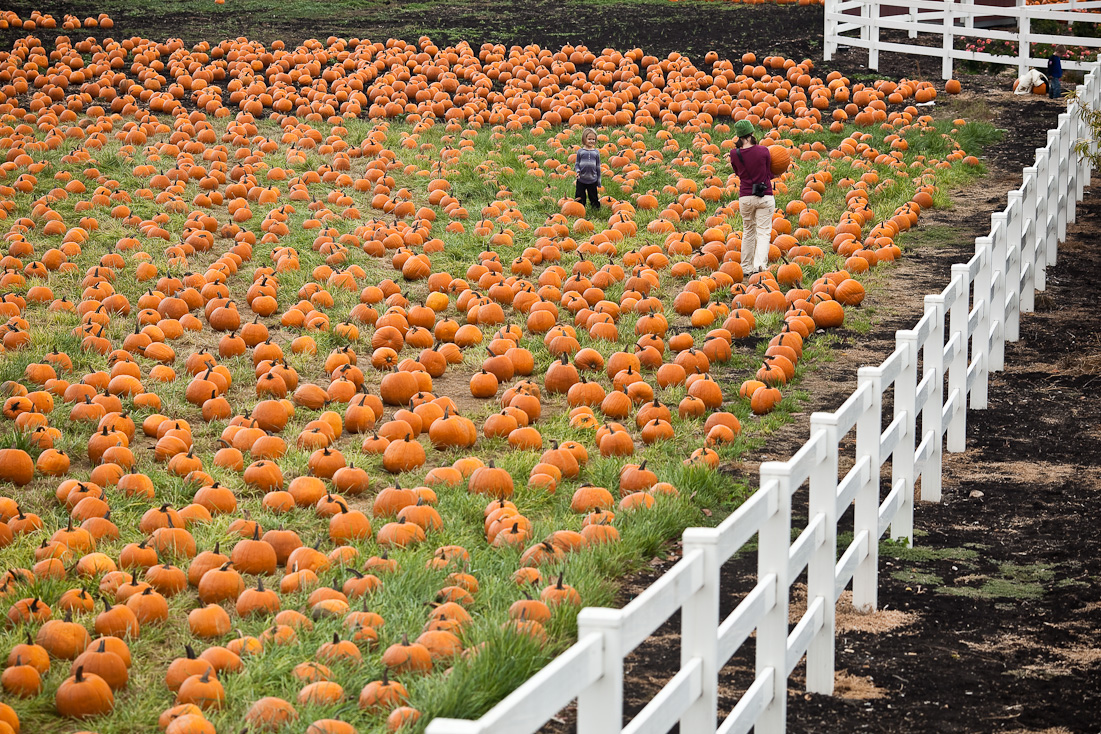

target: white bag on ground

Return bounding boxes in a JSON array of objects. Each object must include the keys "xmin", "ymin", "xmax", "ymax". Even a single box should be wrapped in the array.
[{"xmin": 1015, "ymin": 69, "xmax": 1048, "ymax": 95}]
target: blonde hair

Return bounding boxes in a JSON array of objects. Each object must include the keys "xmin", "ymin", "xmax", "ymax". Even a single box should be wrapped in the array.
[{"xmin": 582, "ymin": 127, "xmax": 597, "ymax": 142}]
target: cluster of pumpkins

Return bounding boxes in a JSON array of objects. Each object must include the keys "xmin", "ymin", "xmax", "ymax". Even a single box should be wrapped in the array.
[
  {"xmin": 0, "ymin": 20, "xmax": 982, "ymax": 734},
  {"xmin": 0, "ymin": 33, "xmax": 952, "ymax": 131},
  {"xmin": 0, "ymin": 10, "xmax": 113, "ymax": 30}
]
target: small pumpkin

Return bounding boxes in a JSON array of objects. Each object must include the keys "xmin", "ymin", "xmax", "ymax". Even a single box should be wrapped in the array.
[{"xmin": 55, "ymin": 665, "xmax": 114, "ymax": 718}]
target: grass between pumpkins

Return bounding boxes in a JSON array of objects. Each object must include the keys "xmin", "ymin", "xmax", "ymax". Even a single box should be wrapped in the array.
[{"xmin": 0, "ymin": 68, "xmax": 1000, "ymax": 734}]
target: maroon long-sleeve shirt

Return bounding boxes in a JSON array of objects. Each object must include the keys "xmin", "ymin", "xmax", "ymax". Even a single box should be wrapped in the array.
[{"xmin": 729, "ymin": 145, "xmax": 774, "ymax": 197}]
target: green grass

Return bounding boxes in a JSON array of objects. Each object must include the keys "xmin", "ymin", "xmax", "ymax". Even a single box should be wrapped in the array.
[
  {"xmin": 880, "ymin": 540, "xmax": 981, "ymax": 563},
  {"xmin": 941, "ymin": 562, "xmax": 1055, "ymax": 600},
  {"xmin": 890, "ymin": 569, "xmax": 943, "ymax": 586}
]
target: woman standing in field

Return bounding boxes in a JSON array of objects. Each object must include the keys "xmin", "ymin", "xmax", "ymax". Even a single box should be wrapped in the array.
[{"xmin": 728, "ymin": 119, "xmax": 774, "ymax": 277}]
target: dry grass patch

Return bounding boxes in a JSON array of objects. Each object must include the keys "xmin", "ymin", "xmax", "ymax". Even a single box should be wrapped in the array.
[
  {"xmin": 788, "ymin": 586, "xmax": 917, "ymax": 635},
  {"xmin": 832, "ymin": 669, "xmax": 886, "ymax": 700}
]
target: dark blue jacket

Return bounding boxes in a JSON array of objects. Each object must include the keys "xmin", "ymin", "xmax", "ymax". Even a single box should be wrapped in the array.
[{"xmin": 1048, "ymin": 54, "xmax": 1063, "ymax": 79}]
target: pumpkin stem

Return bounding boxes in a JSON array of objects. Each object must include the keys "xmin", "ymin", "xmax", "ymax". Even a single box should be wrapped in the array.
[{"xmin": 185, "ymin": 643, "xmax": 197, "ymax": 659}]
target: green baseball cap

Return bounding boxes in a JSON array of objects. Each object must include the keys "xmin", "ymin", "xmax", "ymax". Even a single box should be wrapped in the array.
[{"xmin": 734, "ymin": 119, "xmax": 754, "ymax": 137}]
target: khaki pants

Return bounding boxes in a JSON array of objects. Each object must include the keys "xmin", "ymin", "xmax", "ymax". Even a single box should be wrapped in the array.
[{"xmin": 739, "ymin": 194, "xmax": 774, "ymax": 274}]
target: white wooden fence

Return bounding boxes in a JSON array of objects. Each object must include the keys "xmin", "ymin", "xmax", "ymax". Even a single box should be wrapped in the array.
[
  {"xmin": 825, "ymin": 0, "xmax": 1101, "ymax": 79},
  {"xmin": 426, "ymin": 65, "xmax": 1101, "ymax": 734}
]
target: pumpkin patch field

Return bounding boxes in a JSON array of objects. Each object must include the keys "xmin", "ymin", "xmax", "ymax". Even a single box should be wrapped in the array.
[{"xmin": 0, "ymin": 14, "xmax": 1002, "ymax": 734}]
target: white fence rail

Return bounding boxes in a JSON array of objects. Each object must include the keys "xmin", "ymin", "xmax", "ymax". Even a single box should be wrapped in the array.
[
  {"xmin": 427, "ymin": 64, "xmax": 1101, "ymax": 734},
  {"xmin": 825, "ymin": 0, "xmax": 1101, "ymax": 79}
]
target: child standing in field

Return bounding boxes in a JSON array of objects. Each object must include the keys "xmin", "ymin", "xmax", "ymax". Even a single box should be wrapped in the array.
[
  {"xmin": 574, "ymin": 128, "xmax": 601, "ymax": 210},
  {"xmin": 1047, "ymin": 45, "xmax": 1065, "ymax": 99}
]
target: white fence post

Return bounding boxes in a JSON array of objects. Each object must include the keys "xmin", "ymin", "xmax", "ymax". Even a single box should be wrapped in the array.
[
  {"xmin": 680, "ymin": 528, "xmax": 719, "ymax": 733},
  {"xmin": 942, "ymin": 4, "xmax": 954, "ymax": 81},
  {"xmin": 576, "ymin": 609, "xmax": 622, "ymax": 734},
  {"xmin": 1004, "ymin": 192, "xmax": 1024, "ymax": 343},
  {"xmin": 892, "ymin": 331, "xmax": 918, "ymax": 545},
  {"xmin": 852, "ymin": 368, "xmax": 882, "ymax": 612},
  {"xmin": 1019, "ymin": 170, "xmax": 1037, "ymax": 314},
  {"xmin": 946, "ymin": 266, "xmax": 970, "ymax": 452},
  {"xmin": 920, "ymin": 294, "xmax": 945, "ymax": 503},
  {"xmin": 1047, "ymin": 129, "xmax": 1064, "ymax": 260},
  {"xmin": 755, "ymin": 465, "xmax": 791, "ymax": 734},
  {"xmin": 970, "ymin": 237, "xmax": 991, "ymax": 410},
  {"xmin": 988, "ymin": 215, "xmax": 1008, "ymax": 372},
  {"xmin": 1074, "ymin": 92, "xmax": 1090, "ymax": 197},
  {"xmin": 1063, "ymin": 113, "xmax": 1079, "ymax": 228},
  {"xmin": 806, "ymin": 420, "xmax": 839, "ymax": 694},
  {"xmin": 1019, "ymin": 12, "xmax": 1031, "ymax": 79},
  {"xmin": 1078, "ymin": 71, "xmax": 1095, "ymax": 191},
  {"xmin": 1033, "ymin": 147, "xmax": 1051, "ymax": 290},
  {"xmin": 861, "ymin": 0, "xmax": 872, "ymax": 67},
  {"xmin": 1058, "ymin": 113, "xmax": 1074, "ymax": 233},
  {"xmin": 824, "ymin": 0, "xmax": 837, "ymax": 61},
  {"xmin": 869, "ymin": 1, "xmax": 880, "ymax": 71}
]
